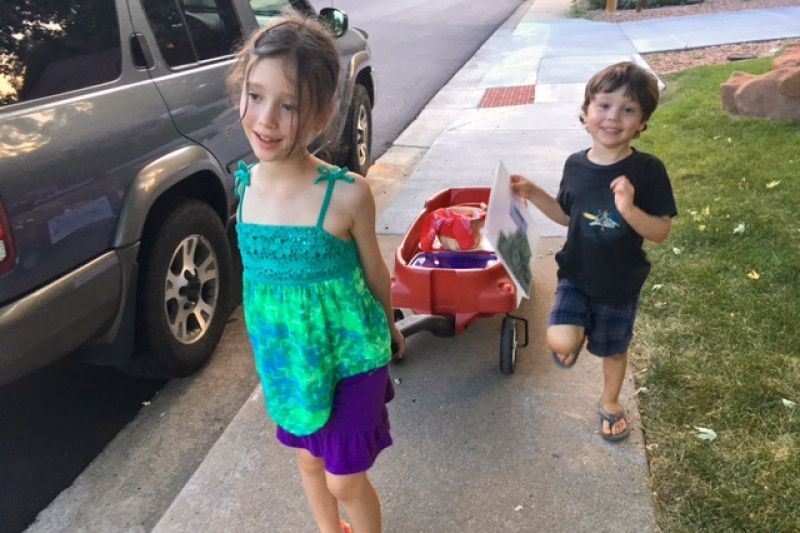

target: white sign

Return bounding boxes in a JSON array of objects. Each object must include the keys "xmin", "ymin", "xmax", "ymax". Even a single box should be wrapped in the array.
[{"xmin": 483, "ymin": 161, "xmax": 539, "ymax": 302}]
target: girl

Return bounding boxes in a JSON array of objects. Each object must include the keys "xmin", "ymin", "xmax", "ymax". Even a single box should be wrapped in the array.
[{"xmin": 227, "ymin": 13, "xmax": 405, "ymax": 533}]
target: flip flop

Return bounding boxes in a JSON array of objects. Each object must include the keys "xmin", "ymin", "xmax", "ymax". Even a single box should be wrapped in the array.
[
  {"xmin": 340, "ymin": 520, "xmax": 352, "ymax": 533},
  {"xmin": 551, "ymin": 341, "xmax": 583, "ymax": 369},
  {"xmin": 597, "ymin": 404, "xmax": 630, "ymax": 443}
]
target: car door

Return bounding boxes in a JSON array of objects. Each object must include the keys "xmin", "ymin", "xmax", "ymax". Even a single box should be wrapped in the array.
[
  {"xmin": 0, "ymin": 0, "xmax": 179, "ymax": 304},
  {"xmin": 127, "ymin": 0, "xmax": 258, "ymax": 177}
]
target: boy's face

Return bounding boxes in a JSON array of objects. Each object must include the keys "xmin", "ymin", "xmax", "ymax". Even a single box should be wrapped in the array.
[{"xmin": 584, "ymin": 87, "xmax": 646, "ymax": 152}]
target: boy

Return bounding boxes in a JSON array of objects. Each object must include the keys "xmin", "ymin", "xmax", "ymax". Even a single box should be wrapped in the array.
[{"xmin": 511, "ymin": 62, "xmax": 677, "ymax": 442}]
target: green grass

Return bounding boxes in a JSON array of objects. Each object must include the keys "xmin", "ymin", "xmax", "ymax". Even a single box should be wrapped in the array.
[{"xmin": 631, "ymin": 59, "xmax": 800, "ymax": 532}]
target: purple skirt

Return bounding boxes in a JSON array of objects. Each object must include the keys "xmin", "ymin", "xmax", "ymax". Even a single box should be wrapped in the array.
[{"xmin": 276, "ymin": 365, "xmax": 394, "ymax": 475}]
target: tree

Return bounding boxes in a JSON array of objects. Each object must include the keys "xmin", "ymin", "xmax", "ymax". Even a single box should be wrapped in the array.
[{"xmin": 0, "ymin": 1, "xmax": 114, "ymax": 106}]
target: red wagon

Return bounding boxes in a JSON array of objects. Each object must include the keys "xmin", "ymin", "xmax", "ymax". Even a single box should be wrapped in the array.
[{"xmin": 390, "ymin": 187, "xmax": 529, "ymax": 374}]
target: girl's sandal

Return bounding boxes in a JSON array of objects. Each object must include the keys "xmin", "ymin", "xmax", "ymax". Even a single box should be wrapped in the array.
[{"xmin": 340, "ymin": 519, "xmax": 352, "ymax": 533}]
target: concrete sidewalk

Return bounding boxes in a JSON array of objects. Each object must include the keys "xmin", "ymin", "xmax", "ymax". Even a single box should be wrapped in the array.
[
  {"xmin": 153, "ymin": 3, "xmax": 800, "ymax": 532},
  {"xmin": 378, "ymin": 5, "xmax": 800, "ymax": 238}
]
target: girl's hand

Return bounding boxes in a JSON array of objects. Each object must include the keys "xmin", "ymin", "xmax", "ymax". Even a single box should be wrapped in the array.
[
  {"xmin": 610, "ymin": 175, "xmax": 635, "ymax": 214},
  {"xmin": 389, "ymin": 323, "xmax": 405, "ymax": 359},
  {"xmin": 510, "ymin": 174, "xmax": 537, "ymax": 200}
]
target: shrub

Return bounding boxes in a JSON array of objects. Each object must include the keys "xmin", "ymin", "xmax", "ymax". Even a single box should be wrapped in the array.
[{"xmin": 586, "ymin": 0, "xmax": 700, "ymax": 10}]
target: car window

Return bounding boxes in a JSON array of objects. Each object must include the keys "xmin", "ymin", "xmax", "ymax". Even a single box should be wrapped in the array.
[
  {"xmin": 0, "ymin": 0, "xmax": 122, "ymax": 107},
  {"xmin": 248, "ymin": 0, "xmax": 313, "ymax": 26},
  {"xmin": 142, "ymin": 0, "xmax": 243, "ymax": 67}
]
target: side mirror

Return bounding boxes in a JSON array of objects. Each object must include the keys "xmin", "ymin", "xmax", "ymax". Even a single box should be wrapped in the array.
[{"xmin": 319, "ymin": 7, "xmax": 348, "ymax": 38}]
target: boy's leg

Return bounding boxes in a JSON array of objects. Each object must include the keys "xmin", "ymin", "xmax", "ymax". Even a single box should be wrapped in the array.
[
  {"xmin": 587, "ymin": 296, "xmax": 638, "ymax": 440},
  {"xmin": 547, "ymin": 278, "xmax": 590, "ymax": 367},
  {"xmin": 547, "ymin": 324, "xmax": 585, "ymax": 366},
  {"xmin": 325, "ymin": 471, "xmax": 381, "ymax": 533},
  {"xmin": 296, "ymin": 450, "xmax": 342, "ymax": 533},
  {"xmin": 600, "ymin": 353, "xmax": 629, "ymax": 437}
]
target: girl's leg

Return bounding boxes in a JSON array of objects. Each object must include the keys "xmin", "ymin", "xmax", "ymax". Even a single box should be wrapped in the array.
[
  {"xmin": 600, "ymin": 353, "xmax": 628, "ymax": 436},
  {"xmin": 547, "ymin": 324, "xmax": 585, "ymax": 366},
  {"xmin": 325, "ymin": 471, "xmax": 381, "ymax": 533},
  {"xmin": 296, "ymin": 450, "xmax": 342, "ymax": 533}
]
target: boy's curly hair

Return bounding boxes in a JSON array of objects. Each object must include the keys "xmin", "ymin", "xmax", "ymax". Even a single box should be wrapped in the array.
[
  {"xmin": 227, "ymin": 12, "xmax": 340, "ymax": 152},
  {"xmin": 580, "ymin": 62, "xmax": 660, "ymax": 135}
]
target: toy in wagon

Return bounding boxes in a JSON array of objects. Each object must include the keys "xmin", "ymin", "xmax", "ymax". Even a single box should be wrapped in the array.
[
  {"xmin": 390, "ymin": 162, "xmax": 539, "ymax": 374},
  {"xmin": 418, "ymin": 203, "xmax": 486, "ymax": 252}
]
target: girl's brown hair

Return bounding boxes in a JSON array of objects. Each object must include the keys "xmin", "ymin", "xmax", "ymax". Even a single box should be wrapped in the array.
[
  {"xmin": 227, "ymin": 12, "xmax": 340, "ymax": 154},
  {"xmin": 580, "ymin": 61, "xmax": 660, "ymax": 136}
]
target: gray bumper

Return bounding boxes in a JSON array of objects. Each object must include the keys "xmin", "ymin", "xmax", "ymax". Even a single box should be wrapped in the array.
[{"xmin": 0, "ymin": 250, "xmax": 125, "ymax": 385}]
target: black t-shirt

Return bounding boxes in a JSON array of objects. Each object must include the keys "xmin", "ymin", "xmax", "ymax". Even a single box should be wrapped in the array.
[{"xmin": 555, "ymin": 148, "xmax": 677, "ymax": 303}]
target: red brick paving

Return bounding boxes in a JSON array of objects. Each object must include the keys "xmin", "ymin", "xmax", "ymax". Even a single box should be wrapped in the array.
[{"xmin": 478, "ymin": 84, "xmax": 535, "ymax": 108}]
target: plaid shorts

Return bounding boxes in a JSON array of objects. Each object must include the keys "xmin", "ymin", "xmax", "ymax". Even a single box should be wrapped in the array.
[{"xmin": 547, "ymin": 278, "xmax": 639, "ymax": 356}]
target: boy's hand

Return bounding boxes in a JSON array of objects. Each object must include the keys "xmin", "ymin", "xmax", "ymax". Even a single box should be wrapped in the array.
[
  {"xmin": 510, "ymin": 174, "xmax": 537, "ymax": 200},
  {"xmin": 610, "ymin": 175, "xmax": 635, "ymax": 214}
]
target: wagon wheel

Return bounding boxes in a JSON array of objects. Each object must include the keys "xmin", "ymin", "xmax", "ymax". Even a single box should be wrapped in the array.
[
  {"xmin": 500, "ymin": 314, "xmax": 529, "ymax": 375},
  {"xmin": 499, "ymin": 316, "xmax": 517, "ymax": 374}
]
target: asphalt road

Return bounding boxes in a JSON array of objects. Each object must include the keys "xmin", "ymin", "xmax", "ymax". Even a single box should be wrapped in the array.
[
  {"xmin": 310, "ymin": 0, "xmax": 526, "ymax": 160},
  {"xmin": 0, "ymin": 360, "xmax": 165, "ymax": 533},
  {"xmin": 1, "ymin": 2, "xmax": 525, "ymax": 531}
]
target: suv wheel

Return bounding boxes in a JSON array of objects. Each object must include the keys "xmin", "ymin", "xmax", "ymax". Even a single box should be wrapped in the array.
[
  {"xmin": 343, "ymin": 84, "xmax": 372, "ymax": 176},
  {"xmin": 136, "ymin": 200, "xmax": 232, "ymax": 377}
]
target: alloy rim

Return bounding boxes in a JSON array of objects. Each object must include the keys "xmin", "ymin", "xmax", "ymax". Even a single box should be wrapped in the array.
[
  {"xmin": 356, "ymin": 104, "xmax": 369, "ymax": 167},
  {"xmin": 164, "ymin": 234, "xmax": 219, "ymax": 344}
]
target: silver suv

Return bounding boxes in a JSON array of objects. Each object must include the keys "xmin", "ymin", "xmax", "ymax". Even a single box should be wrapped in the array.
[{"xmin": 0, "ymin": 0, "xmax": 375, "ymax": 384}]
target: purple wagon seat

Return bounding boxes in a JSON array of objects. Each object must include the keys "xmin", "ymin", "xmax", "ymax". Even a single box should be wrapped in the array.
[{"xmin": 409, "ymin": 251, "xmax": 498, "ymax": 270}]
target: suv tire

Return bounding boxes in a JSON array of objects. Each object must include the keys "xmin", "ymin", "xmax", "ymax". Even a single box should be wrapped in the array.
[
  {"xmin": 343, "ymin": 84, "xmax": 372, "ymax": 176},
  {"xmin": 136, "ymin": 199, "xmax": 232, "ymax": 377}
]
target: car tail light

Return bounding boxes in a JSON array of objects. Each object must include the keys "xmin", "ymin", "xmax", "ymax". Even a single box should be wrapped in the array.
[{"xmin": 0, "ymin": 199, "xmax": 16, "ymax": 276}]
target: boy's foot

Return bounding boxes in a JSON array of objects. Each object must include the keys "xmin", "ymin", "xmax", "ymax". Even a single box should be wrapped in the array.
[
  {"xmin": 551, "ymin": 342, "xmax": 583, "ymax": 368},
  {"xmin": 340, "ymin": 520, "xmax": 352, "ymax": 533},
  {"xmin": 597, "ymin": 403, "xmax": 630, "ymax": 442}
]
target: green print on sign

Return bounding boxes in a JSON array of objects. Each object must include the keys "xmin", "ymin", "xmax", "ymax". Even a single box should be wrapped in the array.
[{"xmin": 497, "ymin": 229, "xmax": 532, "ymax": 294}]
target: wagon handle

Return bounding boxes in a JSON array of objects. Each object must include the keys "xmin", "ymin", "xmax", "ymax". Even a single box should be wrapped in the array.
[{"xmin": 505, "ymin": 314, "xmax": 529, "ymax": 348}]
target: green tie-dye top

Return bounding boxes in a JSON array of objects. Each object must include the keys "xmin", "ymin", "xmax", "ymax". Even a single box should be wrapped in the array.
[{"xmin": 234, "ymin": 162, "xmax": 390, "ymax": 436}]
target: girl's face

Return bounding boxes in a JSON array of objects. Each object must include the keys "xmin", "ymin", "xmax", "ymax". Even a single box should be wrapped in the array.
[
  {"xmin": 583, "ymin": 87, "xmax": 646, "ymax": 152},
  {"xmin": 241, "ymin": 57, "xmax": 316, "ymax": 163}
]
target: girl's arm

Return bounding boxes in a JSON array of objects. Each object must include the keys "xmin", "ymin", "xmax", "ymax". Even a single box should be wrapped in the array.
[
  {"xmin": 510, "ymin": 174, "xmax": 569, "ymax": 227},
  {"xmin": 348, "ymin": 177, "xmax": 406, "ymax": 358},
  {"xmin": 611, "ymin": 176, "xmax": 672, "ymax": 243}
]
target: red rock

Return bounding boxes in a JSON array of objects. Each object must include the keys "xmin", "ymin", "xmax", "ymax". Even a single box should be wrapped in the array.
[
  {"xmin": 720, "ymin": 71, "xmax": 754, "ymax": 113},
  {"xmin": 779, "ymin": 68, "xmax": 800, "ymax": 98},
  {"xmin": 721, "ymin": 46, "xmax": 800, "ymax": 121}
]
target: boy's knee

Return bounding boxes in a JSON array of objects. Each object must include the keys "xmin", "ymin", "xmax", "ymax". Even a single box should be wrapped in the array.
[{"xmin": 547, "ymin": 325, "xmax": 584, "ymax": 355}]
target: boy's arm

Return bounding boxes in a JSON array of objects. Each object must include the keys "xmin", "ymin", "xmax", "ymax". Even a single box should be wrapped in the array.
[
  {"xmin": 510, "ymin": 174, "xmax": 569, "ymax": 226},
  {"xmin": 611, "ymin": 175, "xmax": 672, "ymax": 243},
  {"xmin": 348, "ymin": 176, "xmax": 406, "ymax": 357}
]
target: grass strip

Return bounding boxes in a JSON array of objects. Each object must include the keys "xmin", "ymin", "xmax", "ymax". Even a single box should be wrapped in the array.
[{"xmin": 632, "ymin": 58, "xmax": 800, "ymax": 531}]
